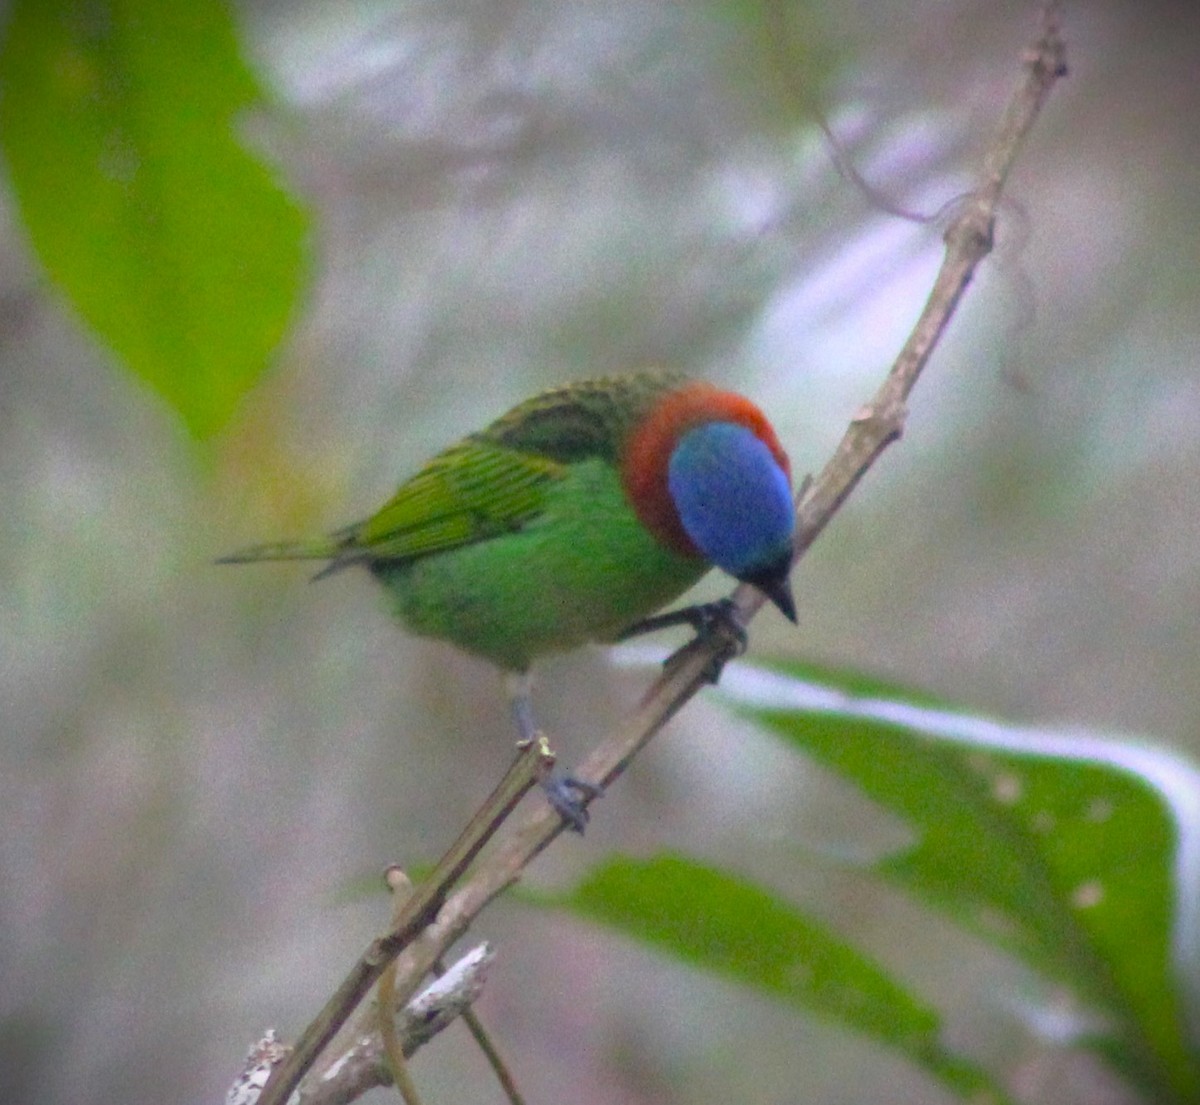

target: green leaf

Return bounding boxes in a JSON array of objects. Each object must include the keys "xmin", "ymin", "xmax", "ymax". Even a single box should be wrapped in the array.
[
  {"xmin": 718, "ymin": 661, "xmax": 1200, "ymax": 1104},
  {"xmin": 710, "ymin": 0, "xmax": 839, "ymax": 131},
  {"xmin": 537, "ymin": 853, "xmax": 1014, "ymax": 1105},
  {"xmin": 0, "ymin": 0, "xmax": 309, "ymax": 438}
]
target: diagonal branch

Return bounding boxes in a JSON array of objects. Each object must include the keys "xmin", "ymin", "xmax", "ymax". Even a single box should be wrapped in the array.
[
  {"xmin": 247, "ymin": 6, "xmax": 1066, "ymax": 1104},
  {"xmin": 254, "ymin": 738, "xmax": 552, "ymax": 1105},
  {"xmin": 225, "ymin": 945, "xmax": 496, "ymax": 1105}
]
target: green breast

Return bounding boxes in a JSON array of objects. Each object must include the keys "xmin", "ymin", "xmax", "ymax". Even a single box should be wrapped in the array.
[{"xmin": 371, "ymin": 458, "xmax": 707, "ymax": 671}]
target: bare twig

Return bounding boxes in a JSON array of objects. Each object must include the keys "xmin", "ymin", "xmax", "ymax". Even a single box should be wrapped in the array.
[
  {"xmin": 776, "ymin": 0, "xmax": 1066, "ymax": 576},
  {"xmin": 226, "ymin": 945, "xmax": 494, "ymax": 1105},
  {"xmin": 435, "ymin": 953, "xmax": 529, "ymax": 1105},
  {"xmin": 302, "ymin": 945, "xmax": 496, "ymax": 1105},
  {"xmin": 255, "ymin": 737, "xmax": 553, "ymax": 1105},
  {"xmin": 244, "ymin": 7, "xmax": 1066, "ymax": 1104},
  {"xmin": 228, "ymin": 1032, "xmax": 291, "ymax": 1105},
  {"xmin": 377, "ymin": 870, "xmax": 425, "ymax": 1105}
]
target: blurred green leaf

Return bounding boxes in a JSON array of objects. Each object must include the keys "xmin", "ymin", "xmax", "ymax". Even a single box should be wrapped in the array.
[
  {"xmin": 0, "ymin": 0, "xmax": 309, "ymax": 438},
  {"xmin": 537, "ymin": 853, "xmax": 1014, "ymax": 1104},
  {"xmin": 711, "ymin": 0, "xmax": 839, "ymax": 131},
  {"xmin": 719, "ymin": 661, "xmax": 1200, "ymax": 1104}
]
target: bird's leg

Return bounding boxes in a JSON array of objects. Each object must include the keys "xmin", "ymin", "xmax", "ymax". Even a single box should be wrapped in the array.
[
  {"xmin": 618, "ymin": 597, "xmax": 748, "ymax": 684},
  {"xmin": 507, "ymin": 672, "xmax": 540, "ymax": 745},
  {"xmin": 505, "ymin": 671, "xmax": 602, "ymax": 834}
]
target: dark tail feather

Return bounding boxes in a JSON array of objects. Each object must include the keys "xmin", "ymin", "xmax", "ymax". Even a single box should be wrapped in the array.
[
  {"xmin": 310, "ymin": 552, "xmax": 367, "ymax": 581},
  {"xmin": 216, "ymin": 537, "xmax": 343, "ymax": 567}
]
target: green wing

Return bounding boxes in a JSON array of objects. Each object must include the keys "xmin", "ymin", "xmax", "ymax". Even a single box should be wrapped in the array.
[
  {"xmin": 221, "ymin": 373, "xmax": 685, "ymax": 573},
  {"xmin": 341, "ymin": 436, "xmax": 566, "ymax": 563},
  {"xmin": 344, "ymin": 372, "xmax": 683, "ymax": 563}
]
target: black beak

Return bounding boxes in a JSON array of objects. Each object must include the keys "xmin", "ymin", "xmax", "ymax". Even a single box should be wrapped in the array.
[{"xmin": 742, "ymin": 553, "xmax": 797, "ymax": 623}]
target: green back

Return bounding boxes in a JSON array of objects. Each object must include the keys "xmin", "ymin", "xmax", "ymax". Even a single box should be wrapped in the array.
[
  {"xmin": 375, "ymin": 455, "xmax": 707, "ymax": 670},
  {"xmin": 343, "ymin": 371, "xmax": 687, "ymax": 565},
  {"xmin": 221, "ymin": 371, "xmax": 707, "ymax": 668}
]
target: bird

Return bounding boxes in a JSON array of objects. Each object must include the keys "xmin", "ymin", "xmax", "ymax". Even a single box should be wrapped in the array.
[{"xmin": 220, "ymin": 371, "xmax": 797, "ymax": 829}]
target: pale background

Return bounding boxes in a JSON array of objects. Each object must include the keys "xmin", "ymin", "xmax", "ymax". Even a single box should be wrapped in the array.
[{"xmin": 2, "ymin": 2, "xmax": 1198, "ymax": 1103}]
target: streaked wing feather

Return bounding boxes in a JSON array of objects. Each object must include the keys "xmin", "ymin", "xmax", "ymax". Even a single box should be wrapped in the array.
[{"xmin": 346, "ymin": 438, "xmax": 565, "ymax": 561}]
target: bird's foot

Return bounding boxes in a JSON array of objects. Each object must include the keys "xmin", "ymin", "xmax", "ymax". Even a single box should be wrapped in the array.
[
  {"xmin": 618, "ymin": 597, "xmax": 741, "ymax": 642},
  {"xmin": 541, "ymin": 770, "xmax": 604, "ymax": 834},
  {"xmin": 621, "ymin": 598, "xmax": 747, "ymax": 685},
  {"xmin": 506, "ymin": 675, "xmax": 603, "ymax": 832}
]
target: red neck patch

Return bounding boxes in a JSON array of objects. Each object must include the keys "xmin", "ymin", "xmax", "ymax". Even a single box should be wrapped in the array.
[{"xmin": 621, "ymin": 382, "xmax": 791, "ymax": 559}]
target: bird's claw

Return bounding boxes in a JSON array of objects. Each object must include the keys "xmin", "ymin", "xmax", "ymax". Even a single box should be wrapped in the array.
[
  {"xmin": 623, "ymin": 598, "xmax": 748, "ymax": 685},
  {"xmin": 541, "ymin": 771, "xmax": 604, "ymax": 834},
  {"xmin": 692, "ymin": 599, "xmax": 748, "ymax": 684}
]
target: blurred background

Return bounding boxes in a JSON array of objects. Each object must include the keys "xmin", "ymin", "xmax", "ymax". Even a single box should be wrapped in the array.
[{"xmin": 2, "ymin": 1, "xmax": 1198, "ymax": 1103}]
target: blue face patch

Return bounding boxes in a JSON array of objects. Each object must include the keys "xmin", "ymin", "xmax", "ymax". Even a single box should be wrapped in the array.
[{"xmin": 667, "ymin": 422, "xmax": 795, "ymax": 579}]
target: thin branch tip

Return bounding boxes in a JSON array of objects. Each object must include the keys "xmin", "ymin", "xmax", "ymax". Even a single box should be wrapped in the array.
[
  {"xmin": 944, "ymin": 203, "xmax": 994, "ymax": 253},
  {"xmin": 1033, "ymin": 1, "xmax": 1067, "ymax": 74}
]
